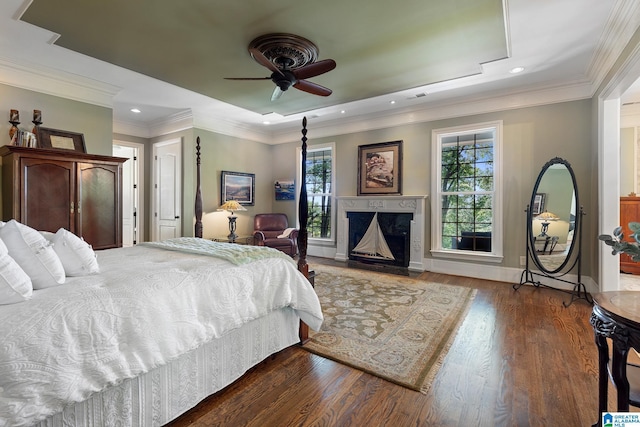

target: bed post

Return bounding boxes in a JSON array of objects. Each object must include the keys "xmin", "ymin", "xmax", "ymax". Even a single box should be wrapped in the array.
[
  {"xmin": 195, "ymin": 136, "xmax": 203, "ymax": 238},
  {"xmin": 298, "ymin": 117, "xmax": 311, "ymax": 343}
]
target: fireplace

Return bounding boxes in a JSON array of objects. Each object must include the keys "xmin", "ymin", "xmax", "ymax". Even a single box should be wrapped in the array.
[
  {"xmin": 347, "ymin": 212, "xmax": 412, "ymax": 267},
  {"xmin": 335, "ymin": 196, "xmax": 427, "ymax": 272}
]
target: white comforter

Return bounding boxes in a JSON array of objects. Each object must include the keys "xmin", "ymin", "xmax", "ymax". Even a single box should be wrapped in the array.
[{"xmin": 0, "ymin": 241, "xmax": 323, "ymax": 427}]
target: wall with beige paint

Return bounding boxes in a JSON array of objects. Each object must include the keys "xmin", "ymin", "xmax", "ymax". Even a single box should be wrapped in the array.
[
  {"xmin": 0, "ymin": 83, "xmax": 113, "ymax": 155},
  {"xmin": 272, "ymin": 99, "xmax": 594, "ymax": 275}
]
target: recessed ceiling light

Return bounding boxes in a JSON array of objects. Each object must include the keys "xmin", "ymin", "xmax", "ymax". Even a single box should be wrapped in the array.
[
  {"xmin": 130, "ymin": 108, "xmax": 141, "ymax": 113},
  {"xmin": 510, "ymin": 66, "xmax": 525, "ymax": 74},
  {"xmin": 340, "ymin": 110, "xmax": 345, "ymax": 114},
  {"xmin": 263, "ymin": 121, "xmax": 270, "ymax": 125},
  {"xmin": 389, "ymin": 100, "xmax": 396, "ymax": 105}
]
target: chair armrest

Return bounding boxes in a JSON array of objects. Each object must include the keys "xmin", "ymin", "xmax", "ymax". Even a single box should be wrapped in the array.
[
  {"xmin": 290, "ymin": 229, "xmax": 299, "ymax": 240},
  {"xmin": 253, "ymin": 231, "xmax": 266, "ymax": 244}
]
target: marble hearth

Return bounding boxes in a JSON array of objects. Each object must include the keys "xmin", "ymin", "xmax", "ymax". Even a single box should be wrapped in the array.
[{"xmin": 335, "ymin": 195, "xmax": 427, "ymax": 272}]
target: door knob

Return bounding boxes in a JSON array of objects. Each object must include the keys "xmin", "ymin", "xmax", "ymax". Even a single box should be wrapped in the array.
[{"xmin": 175, "ymin": 216, "xmax": 180, "ymax": 219}]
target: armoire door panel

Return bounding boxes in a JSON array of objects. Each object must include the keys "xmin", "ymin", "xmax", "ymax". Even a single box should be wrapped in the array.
[
  {"xmin": 21, "ymin": 158, "xmax": 74, "ymax": 233},
  {"xmin": 77, "ymin": 163, "xmax": 122, "ymax": 250}
]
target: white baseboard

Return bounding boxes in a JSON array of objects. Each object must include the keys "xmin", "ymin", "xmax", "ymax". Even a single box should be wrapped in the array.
[
  {"xmin": 308, "ymin": 243, "xmax": 599, "ymax": 293},
  {"xmin": 425, "ymin": 257, "xmax": 599, "ymax": 294}
]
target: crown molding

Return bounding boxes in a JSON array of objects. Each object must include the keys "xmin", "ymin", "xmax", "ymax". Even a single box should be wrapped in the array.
[
  {"xmin": 587, "ymin": 0, "xmax": 640, "ymax": 93},
  {"xmin": 0, "ymin": 56, "xmax": 119, "ymax": 107},
  {"xmin": 268, "ymin": 78, "xmax": 595, "ymax": 144}
]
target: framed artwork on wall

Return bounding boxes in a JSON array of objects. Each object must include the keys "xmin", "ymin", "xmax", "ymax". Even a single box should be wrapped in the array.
[
  {"xmin": 37, "ymin": 127, "xmax": 86, "ymax": 153},
  {"xmin": 532, "ymin": 193, "xmax": 546, "ymax": 215},
  {"xmin": 221, "ymin": 171, "xmax": 255, "ymax": 206},
  {"xmin": 275, "ymin": 180, "xmax": 295, "ymax": 200},
  {"xmin": 357, "ymin": 140, "xmax": 403, "ymax": 195}
]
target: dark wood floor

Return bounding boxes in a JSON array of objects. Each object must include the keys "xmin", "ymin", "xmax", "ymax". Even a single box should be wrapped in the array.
[{"xmin": 166, "ymin": 258, "xmax": 612, "ymax": 427}]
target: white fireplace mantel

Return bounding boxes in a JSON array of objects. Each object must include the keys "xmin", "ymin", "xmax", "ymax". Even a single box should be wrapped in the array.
[{"xmin": 335, "ymin": 195, "xmax": 428, "ymax": 272}]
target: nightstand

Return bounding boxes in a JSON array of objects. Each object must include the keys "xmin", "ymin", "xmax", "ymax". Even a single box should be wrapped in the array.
[{"xmin": 212, "ymin": 235, "xmax": 254, "ymax": 245}]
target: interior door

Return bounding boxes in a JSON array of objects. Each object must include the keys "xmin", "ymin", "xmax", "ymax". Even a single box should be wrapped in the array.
[
  {"xmin": 152, "ymin": 139, "xmax": 182, "ymax": 241},
  {"xmin": 113, "ymin": 143, "xmax": 141, "ymax": 246}
]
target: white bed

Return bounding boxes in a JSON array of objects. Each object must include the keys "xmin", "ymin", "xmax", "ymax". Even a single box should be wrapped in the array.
[
  {"xmin": 1, "ymin": 122, "xmax": 319, "ymax": 427},
  {"xmin": 0, "ymin": 239, "xmax": 322, "ymax": 427}
]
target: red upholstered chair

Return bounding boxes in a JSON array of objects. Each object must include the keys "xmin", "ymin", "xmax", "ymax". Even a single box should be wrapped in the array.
[{"xmin": 253, "ymin": 213, "xmax": 298, "ymax": 256}]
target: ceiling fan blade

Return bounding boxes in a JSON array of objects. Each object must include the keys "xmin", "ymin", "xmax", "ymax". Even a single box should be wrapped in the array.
[
  {"xmin": 293, "ymin": 59, "xmax": 336, "ymax": 80},
  {"xmin": 224, "ymin": 77, "xmax": 271, "ymax": 80},
  {"xmin": 271, "ymin": 86, "xmax": 284, "ymax": 101},
  {"xmin": 293, "ymin": 79, "xmax": 333, "ymax": 97},
  {"xmin": 249, "ymin": 48, "xmax": 284, "ymax": 76}
]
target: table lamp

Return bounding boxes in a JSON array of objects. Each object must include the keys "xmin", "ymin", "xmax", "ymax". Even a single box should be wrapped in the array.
[
  {"xmin": 218, "ymin": 200, "xmax": 247, "ymax": 242},
  {"xmin": 535, "ymin": 211, "xmax": 559, "ymax": 237}
]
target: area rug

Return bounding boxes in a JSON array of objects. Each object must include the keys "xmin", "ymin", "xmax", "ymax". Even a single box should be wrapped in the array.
[{"xmin": 303, "ymin": 265, "xmax": 476, "ymax": 394}]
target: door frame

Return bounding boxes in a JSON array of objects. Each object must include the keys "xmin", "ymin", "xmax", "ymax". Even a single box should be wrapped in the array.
[{"xmin": 113, "ymin": 140, "xmax": 144, "ymax": 245}]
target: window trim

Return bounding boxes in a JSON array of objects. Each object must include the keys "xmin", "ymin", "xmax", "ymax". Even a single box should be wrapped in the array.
[
  {"xmin": 430, "ymin": 121, "xmax": 504, "ymax": 263},
  {"xmin": 296, "ymin": 142, "xmax": 336, "ymax": 244}
]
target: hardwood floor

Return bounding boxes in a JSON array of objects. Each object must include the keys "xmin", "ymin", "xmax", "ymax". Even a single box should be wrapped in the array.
[{"xmin": 166, "ymin": 258, "xmax": 607, "ymax": 427}]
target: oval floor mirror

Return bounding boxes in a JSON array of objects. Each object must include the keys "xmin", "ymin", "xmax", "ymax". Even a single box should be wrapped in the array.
[{"xmin": 514, "ymin": 157, "xmax": 592, "ymax": 306}]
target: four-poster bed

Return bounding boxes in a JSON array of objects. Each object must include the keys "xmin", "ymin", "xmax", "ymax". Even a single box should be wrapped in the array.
[{"xmin": 0, "ymin": 119, "xmax": 320, "ymax": 426}]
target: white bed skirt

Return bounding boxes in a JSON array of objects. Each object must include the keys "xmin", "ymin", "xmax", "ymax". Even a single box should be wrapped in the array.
[{"xmin": 35, "ymin": 308, "xmax": 300, "ymax": 427}]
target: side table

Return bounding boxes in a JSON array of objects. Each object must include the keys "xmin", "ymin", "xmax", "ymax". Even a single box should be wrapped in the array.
[
  {"xmin": 590, "ymin": 291, "xmax": 640, "ymax": 426},
  {"xmin": 212, "ymin": 235, "xmax": 254, "ymax": 245}
]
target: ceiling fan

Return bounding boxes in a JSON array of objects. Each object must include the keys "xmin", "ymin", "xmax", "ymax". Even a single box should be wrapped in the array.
[{"xmin": 225, "ymin": 34, "xmax": 336, "ymax": 101}]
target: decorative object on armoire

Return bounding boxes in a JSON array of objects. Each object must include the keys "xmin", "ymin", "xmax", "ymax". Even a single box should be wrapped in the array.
[
  {"xmin": 8, "ymin": 109, "xmax": 19, "ymax": 141},
  {"xmin": 0, "ymin": 145, "xmax": 126, "ymax": 249},
  {"xmin": 357, "ymin": 140, "xmax": 403, "ymax": 196},
  {"xmin": 303, "ymin": 265, "xmax": 476, "ymax": 393},
  {"xmin": 36, "ymin": 127, "xmax": 86, "ymax": 152},
  {"xmin": 218, "ymin": 200, "xmax": 247, "ymax": 242},
  {"xmin": 31, "ymin": 109, "xmax": 42, "ymax": 138},
  {"xmin": 221, "ymin": 170, "xmax": 255, "ymax": 206},
  {"xmin": 515, "ymin": 157, "xmax": 591, "ymax": 306},
  {"xmin": 605, "ymin": 197, "xmax": 640, "ymax": 275}
]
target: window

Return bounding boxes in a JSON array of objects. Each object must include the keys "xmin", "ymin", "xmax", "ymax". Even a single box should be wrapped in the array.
[
  {"xmin": 297, "ymin": 143, "xmax": 335, "ymax": 241},
  {"xmin": 431, "ymin": 121, "xmax": 503, "ymax": 262}
]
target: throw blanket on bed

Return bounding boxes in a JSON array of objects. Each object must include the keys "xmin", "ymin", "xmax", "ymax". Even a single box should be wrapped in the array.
[
  {"xmin": 0, "ymin": 241, "xmax": 323, "ymax": 427},
  {"xmin": 141, "ymin": 237, "xmax": 294, "ymax": 265}
]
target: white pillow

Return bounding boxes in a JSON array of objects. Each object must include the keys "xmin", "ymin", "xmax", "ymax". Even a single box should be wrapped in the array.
[
  {"xmin": 50, "ymin": 228, "xmax": 99, "ymax": 276},
  {"xmin": 0, "ymin": 220, "xmax": 65, "ymax": 289},
  {"xmin": 0, "ymin": 239, "xmax": 32, "ymax": 304}
]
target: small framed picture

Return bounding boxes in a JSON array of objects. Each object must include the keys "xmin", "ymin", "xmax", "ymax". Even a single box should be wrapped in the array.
[
  {"xmin": 357, "ymin": 140, "xmax": 403, "ymax": 195},
  {"xmin": 221, "ymin": 171, "xmax": 255, "ymax": 206},
  {"xmin": 37, "ymin": 127, "xmax": 86, "ymax": 153},
  {"xmin": 275, "ymin": 180, "xmax": 295, "ymax": 200},
  {"xmin": 532, "ymin": 193, "xmax": 546, "ymax": 215}
]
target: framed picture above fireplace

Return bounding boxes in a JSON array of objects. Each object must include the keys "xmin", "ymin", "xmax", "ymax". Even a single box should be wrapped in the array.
[{"xmin": 357, "ymin": 140, "xmax": 403, "ymax": 195}]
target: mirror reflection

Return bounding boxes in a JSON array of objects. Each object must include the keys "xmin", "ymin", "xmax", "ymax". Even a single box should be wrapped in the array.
[{"xmin": 529, "ymin": 160, "xmax": 577, "ymax": 273}]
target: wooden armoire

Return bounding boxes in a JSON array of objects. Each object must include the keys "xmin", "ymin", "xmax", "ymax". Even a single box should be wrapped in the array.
[
  {"xmin": 620, "ymin": 196, "xmax": 640, "ymax": 275},
  {"xmin": 0, "ymin": 145, "xmax": 127, "ymax": 250}
]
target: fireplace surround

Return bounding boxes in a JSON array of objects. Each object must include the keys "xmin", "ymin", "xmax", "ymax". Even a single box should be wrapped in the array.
[{"xmin": 335, "ymin": 196, "xmax": 427, "ymax": 271}]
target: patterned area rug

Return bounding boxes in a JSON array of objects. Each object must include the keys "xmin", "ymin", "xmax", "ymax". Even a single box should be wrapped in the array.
[{"xmin": 303, "ymin": 265, "xmax": 476, "ymax": 393}]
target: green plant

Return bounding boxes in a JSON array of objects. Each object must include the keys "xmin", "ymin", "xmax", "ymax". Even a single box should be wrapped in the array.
[{"xmin": 599, "ymin": 222, "xmax": 640, "ymax": 261}]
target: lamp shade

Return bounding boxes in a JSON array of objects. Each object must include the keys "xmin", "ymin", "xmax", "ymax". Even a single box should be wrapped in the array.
[
  {"xmin": 535, "ymin": 211, "xmax": 559, "ymax": 221},
  {"xmin": 218, "ymin": 200, "xmax": 247, "ymax": 213}
]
